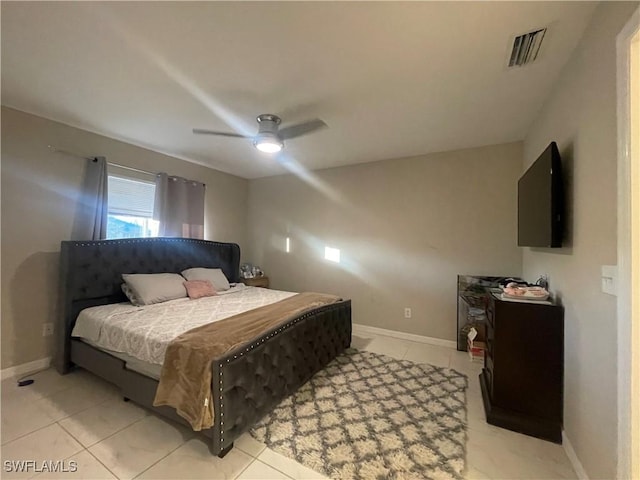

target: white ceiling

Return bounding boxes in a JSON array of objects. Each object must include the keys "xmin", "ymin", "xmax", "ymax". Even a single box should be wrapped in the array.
[{"xmin": 1, "ymin": 2, "xmax": 597, "ymax": 179}]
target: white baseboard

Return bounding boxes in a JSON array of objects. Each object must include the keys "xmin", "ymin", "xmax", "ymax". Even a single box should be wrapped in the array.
[
  {"xmin": 352, "ymin": 323, "xmax": 457, "ymax": 349},
  {"xmin": 1, "ymin": 357, "xmax": 51, "ymax": 381},
  {"xmin": 562, "ymin": 430, "xmax": 589, "ymax": 480}
]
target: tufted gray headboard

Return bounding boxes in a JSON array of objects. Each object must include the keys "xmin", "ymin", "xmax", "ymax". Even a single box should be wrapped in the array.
[{"xmin": 56, "ymin": 237, "xmax": 241, "ymax": 373}]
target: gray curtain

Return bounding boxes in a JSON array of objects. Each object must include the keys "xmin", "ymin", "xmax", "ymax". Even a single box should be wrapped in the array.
[
  {"xmin": 71, "ymin": 156, "xmax": 108, "ymax": 240},
  {"xmin": 153, "ymin": 173, "xmax": 205, "ymax": 239}
]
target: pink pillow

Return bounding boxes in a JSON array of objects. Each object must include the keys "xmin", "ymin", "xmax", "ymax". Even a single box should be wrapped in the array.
[{"xmin": 183, "ymin": 280, "xmax": 217, "ymax": 300}]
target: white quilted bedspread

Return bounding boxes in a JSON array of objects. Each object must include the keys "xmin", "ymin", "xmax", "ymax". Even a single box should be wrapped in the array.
[{"xmin": 71, "ymin": 285, "xmax": 296, "ymax": 365}]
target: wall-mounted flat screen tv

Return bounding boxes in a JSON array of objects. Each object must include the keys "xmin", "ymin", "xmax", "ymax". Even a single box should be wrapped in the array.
[{"xmin": 518, "ymin": 141, "xmax": 564, "ymax": 248}]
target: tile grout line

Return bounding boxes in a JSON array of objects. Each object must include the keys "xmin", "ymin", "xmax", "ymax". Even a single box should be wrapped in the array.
[
  {"xmin": 13, "ymin": 371, "xmax": 180, "ymax": 467},
  {"xmin": 86, "ymin": 414, "xmax": 151, "ymax": 453},
  {"xmin": 20, "ymin": 424, "xmax": 85, "ymax": 480},
  {"xmin": 234, "ymin": 438, "xmax": 298, "ymax": 477},
  {"xmin": 54, "ymin": 394, "xmax": 119, "ymax": 422},
  {"xmin": 231, "ymin": 456, "xmax": 258, "ymax": 480},
  {"xmin": 259, "ymin": 457, "xmax": 296, "ymax": 480},
  {"xmin": 3, "ymin": 394, "xmax": 117, "ymax": 447},
  {"xmin": 234, "ymin": 441, "xmax": 267, "ymax": 459},
  {"xmin": 0, "ymin": 377, "xmax": 75, "ymax": 446},
  {"xmin": 57, "ymin": 403, "xmax": 151, "ymax": 449},
  {"xmin": 1, "ymin": 418, "xmax": 58, "ymax": 447},
  {"xmin": 49, "ymin": 409, "xmax": 123, "ymax": 479},
  {"xmin": 1, "ymin": 379, "xmax": 119, "ymax": 446},
  {"xmin": 47, "ymin": 444, "xmax": 119, "ymax": 480},
  {"xmin": 252, "ymin": 454, "xmax": 301, "ymax": 480},
  {"xmin": 83, "ymin": 448, "xmax": 120, "ymax": 479},
  {"xmin": 131, "ymin": 433, "xmax": 195, "ymax": 479}
]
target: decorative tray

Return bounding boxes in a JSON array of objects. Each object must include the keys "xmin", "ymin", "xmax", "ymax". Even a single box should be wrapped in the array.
[{"xmin": 501, "ymin": 284, "xmax": 549, "ymax": 301}]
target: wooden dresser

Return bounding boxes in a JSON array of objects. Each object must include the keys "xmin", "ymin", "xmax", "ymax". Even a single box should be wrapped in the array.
[{"xmin": 479, "ymin": 291, "xmax": 564, "ymax": 443}]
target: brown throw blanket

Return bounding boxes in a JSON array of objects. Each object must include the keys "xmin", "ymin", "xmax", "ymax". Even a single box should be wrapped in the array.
[{"xmin": 153, "ymin": 292, "xmax": 341, "ymax": 431}]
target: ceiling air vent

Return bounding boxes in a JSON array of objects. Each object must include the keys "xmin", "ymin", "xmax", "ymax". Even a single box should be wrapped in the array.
[{"xmin": 508, "ymin": 28, "xmax": 547, "ymax": 67}]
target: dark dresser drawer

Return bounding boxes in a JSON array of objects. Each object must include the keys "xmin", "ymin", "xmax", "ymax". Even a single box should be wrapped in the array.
[
  {"xmin": 486, "ymin": 298, "xmax": 495, "ymax": 327},
  {"xmin": 479, "ymin": 292, "xmax": 563, "ymax": 443}
]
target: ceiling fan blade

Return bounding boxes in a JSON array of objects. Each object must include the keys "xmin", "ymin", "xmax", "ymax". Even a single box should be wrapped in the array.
[
  {"xmin": 278, "ymin": 119, "xmax": 327, "ymax": 140},
  {"xmin": 192, "ymin": 128, "xmax": 248, "ymax": 138}
]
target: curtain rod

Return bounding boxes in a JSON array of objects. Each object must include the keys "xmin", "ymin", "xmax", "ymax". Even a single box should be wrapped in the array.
[{"xmin": 48, "ymin": 145, "xmax": 157, "ymax": 177}]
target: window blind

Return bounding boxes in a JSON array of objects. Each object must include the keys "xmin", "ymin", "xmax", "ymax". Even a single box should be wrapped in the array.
[{"xmin": 108, "ymin": 175, "xmax": 156, "ymax": 217}]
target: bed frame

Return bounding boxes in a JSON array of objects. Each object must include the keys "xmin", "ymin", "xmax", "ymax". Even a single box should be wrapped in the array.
[{"xmin": 55, "ymin": 238, "xmax": 352, "ymax": 457}]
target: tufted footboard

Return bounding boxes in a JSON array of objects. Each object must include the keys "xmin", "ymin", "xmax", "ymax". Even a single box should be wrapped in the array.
[{"xmin": 211, "ymin": 299, "xmax": 351, "ymax": 455}]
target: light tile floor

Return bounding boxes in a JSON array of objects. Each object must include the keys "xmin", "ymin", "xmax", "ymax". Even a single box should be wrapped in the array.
[{"xmin": 1, "ymin": 333, "xmax": 577, "ymax": 479}]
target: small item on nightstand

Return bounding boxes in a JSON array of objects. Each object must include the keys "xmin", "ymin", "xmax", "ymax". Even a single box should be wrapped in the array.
[
  {"xmin": 251, "ymin": 266, "xmax": 263, "ymax": 277},
  {"xmin": 240, "ymin": 263, "xmax": 253, "ymax": 278}
]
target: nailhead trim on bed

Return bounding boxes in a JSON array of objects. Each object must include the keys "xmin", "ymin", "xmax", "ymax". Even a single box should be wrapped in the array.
[
  {"xmin": 217, "ymin": 315, "xmax": 310, "ymax": 448},
  {"xmin": 214, "ymin": 301, "xmax": 351, "ymax": 453}
]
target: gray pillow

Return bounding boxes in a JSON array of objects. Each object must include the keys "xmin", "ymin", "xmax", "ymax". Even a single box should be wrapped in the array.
[
  {"xmin": 121, "ymin": 273, "xmax": 187, "ymax": 306},
  {"xmin": 181, "ymin": 268, "xmax": 230, "ymax": 291}
]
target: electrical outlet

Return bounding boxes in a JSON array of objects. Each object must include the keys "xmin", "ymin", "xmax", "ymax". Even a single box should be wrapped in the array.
[
  {"xmin": 42, "ymin": 323, "xmax": 54, "ymax": 337},
  {"xmin": 404, "ymin": 307, "xmax": 412, "ymax": 319}
]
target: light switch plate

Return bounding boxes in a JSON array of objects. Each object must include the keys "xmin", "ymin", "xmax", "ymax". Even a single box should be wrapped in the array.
[{"xmin": 601, "ymin": 265, "xmax": 618, "ymax": 296}]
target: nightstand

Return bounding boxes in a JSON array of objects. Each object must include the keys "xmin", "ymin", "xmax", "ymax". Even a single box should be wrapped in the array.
[{"xmin": 240, "ymin": 276, "xmax": 269, "ymax": 288}]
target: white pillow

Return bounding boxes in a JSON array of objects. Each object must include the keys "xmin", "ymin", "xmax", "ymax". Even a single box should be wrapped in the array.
[
  {"xmin": 121, "ymin": 283, "xmax": 142, "ymax": 306},
  {"xmin": 181, "ymin": 268, "xmax": 230, "ymax": 291},
  {"xmin": 121, "ymin": 273, "xmax": 187, "ymax": 306}
]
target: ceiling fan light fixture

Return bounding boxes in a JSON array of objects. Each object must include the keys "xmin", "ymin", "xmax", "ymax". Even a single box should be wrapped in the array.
[
  {"xmin": 193, "ymin": 112, "xmax": 326, "ymax": 154},
  {"xmin": 254, "ymin": 133, "xmax": 283, "ymax": 153}
]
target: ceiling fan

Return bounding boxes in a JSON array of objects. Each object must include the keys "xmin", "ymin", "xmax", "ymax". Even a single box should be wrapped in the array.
[{"xmin": 193, "ymin": 114, "xmax": 327, "ymax": 154}]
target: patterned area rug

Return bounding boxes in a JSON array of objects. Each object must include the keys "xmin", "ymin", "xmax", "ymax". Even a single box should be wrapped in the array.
[{"xmin": 250, "ymin": 348, "xmax": 468, "ymax": 480}]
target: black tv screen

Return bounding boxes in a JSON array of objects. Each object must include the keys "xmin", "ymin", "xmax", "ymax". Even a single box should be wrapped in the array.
[{"xmin": 518, "ymin": 142, "xmax": 564, "ymax": 248}]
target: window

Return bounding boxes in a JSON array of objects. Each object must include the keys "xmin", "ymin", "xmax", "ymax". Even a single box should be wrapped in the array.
[{"xmin": 107, "ymin": 175, "xmax": 159, "ymax": 239}]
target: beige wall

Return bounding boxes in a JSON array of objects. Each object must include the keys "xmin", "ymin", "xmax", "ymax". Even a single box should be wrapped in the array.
[
  {"xmin": 631, "ymin": 23, "xmax": 640, "ymax": 480},
  {"xmin": 246, "ymin": 142, "xmax": 523, "ymax": 341},
  {"xmin": 522, "ymin": 2, "xmax": 638, "ymax": 478},
  {"xmin": 1, "ymin": 107, "xmax": 248, "ymax": 369}
]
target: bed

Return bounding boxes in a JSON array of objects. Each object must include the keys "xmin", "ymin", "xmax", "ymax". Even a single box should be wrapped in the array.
[{"xmin": 55, "ymin": 237, "xmax": 352, "ymax": 457}]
